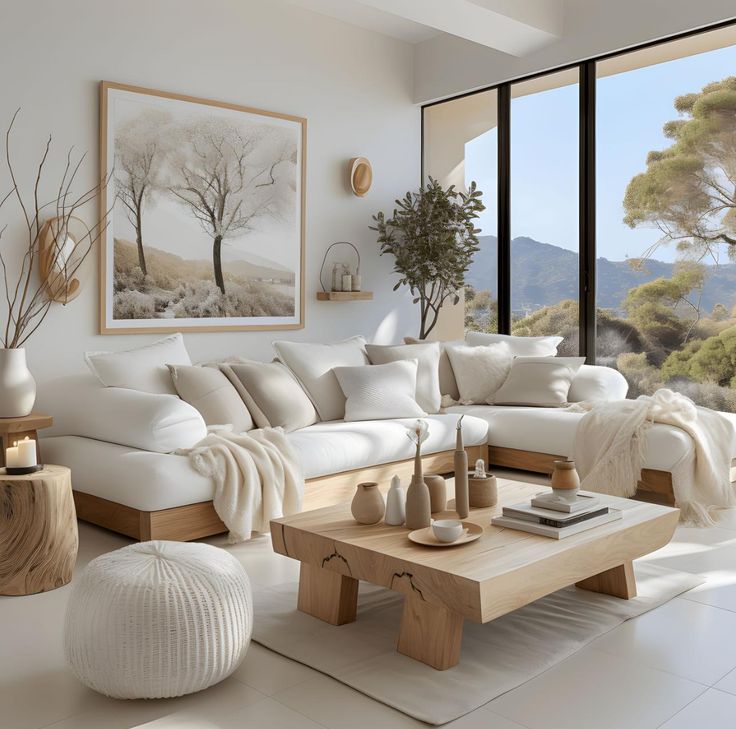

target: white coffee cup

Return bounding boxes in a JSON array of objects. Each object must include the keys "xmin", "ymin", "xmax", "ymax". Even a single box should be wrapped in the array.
[{"xmin": 431, "ymin": 519, "xmax": 465, "ymax": 543}]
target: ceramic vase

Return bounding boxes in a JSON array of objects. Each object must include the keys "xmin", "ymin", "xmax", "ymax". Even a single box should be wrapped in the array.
[
  {"xmin": 469, "ymin": 475, "xmax": 498, "ymax": 508},
  {"xmin": 454, "ymin": 417, "xmax": 469, "ymax": 519},
  {"xmin": 405, "ymin": 444, "xmax": 431, "ymax": 529},
  {"xmin": 384, "ymin": 475, "xmax": 406, "ymax": 526},
  {"xmin": 424, "ymin": 473, "xmax": 447, "ymax": 513},
  {"xmin": 351, "ymin": 482, "xmax": 385, "ymax": 524},
  {"xmin": 551, "ymin": 460, "xmax": 581, "ymax": 502},
  {"xmin": 0, "ymin": 348, "xmax": 36, "ymax": 417}
]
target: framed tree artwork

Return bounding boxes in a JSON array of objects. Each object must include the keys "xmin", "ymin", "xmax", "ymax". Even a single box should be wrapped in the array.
[{"xmin": 99, "ymin": 81, "xmax": 306, "ymax": 333}]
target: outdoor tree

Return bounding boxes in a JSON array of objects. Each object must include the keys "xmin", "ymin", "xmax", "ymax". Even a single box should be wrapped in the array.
[
  {"xmin": 624, "ymin": 76, "xmax": 736, "ymax": 261},
  {"xmin": 372, "ymin": 177, "xmax": 484, "ymax": 339},
  {"xmin": 170, "ymin": 117, "xmax": 293, "ymax": 295},
  {"xmin": 115, "ymin": 109, "xmax": 172, "ymax": 276}
]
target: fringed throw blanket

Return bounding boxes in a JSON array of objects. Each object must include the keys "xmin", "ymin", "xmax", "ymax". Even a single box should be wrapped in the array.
[
  {"xmin": 571, "ymin": 389, "xmax": 736, "ymax": 525},
  {"xmin": 178, "ymin": 427, "xmax": 303, "ymax": 543}
]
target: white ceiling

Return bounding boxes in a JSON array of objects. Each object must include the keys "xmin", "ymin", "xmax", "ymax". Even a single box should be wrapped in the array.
[{"xmin": 286, "ymin": 0, "xmax": 564, "ymax": 56}]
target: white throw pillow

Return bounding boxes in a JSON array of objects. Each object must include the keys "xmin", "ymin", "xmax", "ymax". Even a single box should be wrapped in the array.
[
  {"xmin": 404, "ymin": 337, "xmax": 462, "ymax": 401},
  {"xmin": 334, "ymin": 360, "xmax": 426, "ymax": 422},
  {"xmin": 493, "ymin": 356, "xmax": 585, "ymax": 407},
  {"xmin": 366, "ymin": 342, "xmax": 441, "ymax": 413},
  {"xmin": 445, "ymin": 342, "xmax": 513, "ymax": 405},
  {"xmin": 273, "ymin": 336, "xmax": 368, "ymax": 421},
  {"xmin": 465, "ymin": 331, "xmax": 562, "ymax": 357},
  {"xmin": 85, "ymin": 333, "xmax": 191, "ymax": 395}
]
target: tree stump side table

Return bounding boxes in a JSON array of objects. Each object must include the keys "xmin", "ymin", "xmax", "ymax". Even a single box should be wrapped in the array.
[{"xmin": 0, "ymin": 465, "xmax": 78, "ymax": 596}]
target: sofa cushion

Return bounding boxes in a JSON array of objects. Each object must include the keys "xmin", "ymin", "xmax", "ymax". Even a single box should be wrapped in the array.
[
  {"xmin": 39, "ymin": 374, "xmax": 206, "ymax": 453},
  {"xmin": 569, "ymin": 364, "xmax": 629, "ymax": 402},
  {"xmin": 169, "ymin": 364, "xmax": 254, "ymax": 432},
  {"xmin": 273, "ymin": 336, "xmax": 368, "ymax": 421},
  {"xmin": 494, "ymin": 356, "xmax": 585, "ymax": 407},
  {"xmin": 334, "ymin": 360, "xmax": 426, "ymax": 421},
  {"xmin": 85, "ymin": 333, "xmax": 191, "ymax": 395},
  {"xmin": 404, "ymin": 337, "xmax": 462, "ymax": 401},
  {"xmin": 366, "ymin": 342, "xmax": 441, "ymax": 413},
  {"xmin": 289, "ymin": 413, "xmax": 488, "ymax": 480},
  {"xmin": 465, "ymin": 332, "xmax": 562, "ymax": 357},
  {"xmin": 445, "ymin": 342, "xmax": 513, "ymax": 404},
  {"xmin": 42, "ymin": 413, "xmax": 489, "ymax": 512},
  {"xmin": 222, "ymin": 361, "xmax": 318, "ymax": 432},
  {"xmin": 445, "ymin": 404, "xmax": 695, "ymax": 472}
]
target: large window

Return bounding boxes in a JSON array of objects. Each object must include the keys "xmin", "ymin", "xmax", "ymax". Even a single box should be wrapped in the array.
[
  {"xmin": 423, "ymin": 21, "xmax": 736, "ymax": 412},
  {"xmin": 596, "ymin": 26, "xmax": 736, "ymax": 410},
  {"xmin": 510, "ymin": 69, "xmax": 579, "ymax": 355},
  {"xmin": 423, "ymin": 90, "xmax": 498, "ymax": 333}
]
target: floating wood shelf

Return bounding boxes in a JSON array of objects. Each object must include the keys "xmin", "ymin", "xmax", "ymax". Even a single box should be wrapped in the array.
[{"xmin": 316, "ymin": 291, "xmax": 373, "ymax": 301}]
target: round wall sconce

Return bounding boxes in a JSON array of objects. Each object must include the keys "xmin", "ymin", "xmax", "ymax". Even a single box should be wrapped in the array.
[{"xmin": 349, "ymin": 157, "xmax": 372, "ymax": 197}]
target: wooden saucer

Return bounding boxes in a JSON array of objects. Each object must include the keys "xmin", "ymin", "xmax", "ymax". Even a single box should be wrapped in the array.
[{"xmin": 408, "ymin": 522, "xmax": 483, "ymax": 547}]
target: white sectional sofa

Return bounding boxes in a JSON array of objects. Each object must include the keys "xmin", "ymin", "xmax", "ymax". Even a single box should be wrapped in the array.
[{"xmin": 39, "ymin": 359, "xmax": 716, "ymax": 541}]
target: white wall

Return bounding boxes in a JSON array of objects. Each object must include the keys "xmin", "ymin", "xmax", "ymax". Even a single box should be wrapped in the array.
[
  {"xmin": 0, "ymin": 0, "xmax": 419, "ymax": 384},
  {"xmin": 414, "ymin": 0, "xmax": 736, "ymax": 103}
]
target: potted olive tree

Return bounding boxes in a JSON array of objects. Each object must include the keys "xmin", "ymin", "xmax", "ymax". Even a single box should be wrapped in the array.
[{"xmin": 372, "ymin": 177, "xmax": 484, "ymax": 339}]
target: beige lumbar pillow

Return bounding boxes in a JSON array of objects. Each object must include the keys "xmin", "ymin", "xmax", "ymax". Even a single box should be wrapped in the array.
[
  {"xmin": 493, "ymin": 356, "xmax": 586, "ymax": 407},
  {"xmin": 168, "ymin": 364, "xmax": 254, "ymax": 432},
  {"xmin": 404, "ymin": 337, "xmax": 462, "ymax": 402},
  {"xmin": 222, "ymin": 361, "xmax": 318, "ymax": 432},
  {"xmin": 445, "ymin": 342, "xmax": 513, "ymax": 405},
  {"xmin": 334, "ymin": 360, "xmax": 426, "ymax": 422},
  {"xmin": 366, "ymin": 342, "xmax": 441, "ymax": 413}
]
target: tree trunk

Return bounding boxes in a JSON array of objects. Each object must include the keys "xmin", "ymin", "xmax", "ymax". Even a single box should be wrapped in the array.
[
  {"xmin": 213, "ymin": 235, "xmax": 226, "ymax": 295},
  {"xmin": 135, "ymin": 205, "xmax": 147, "ymax": 276}
]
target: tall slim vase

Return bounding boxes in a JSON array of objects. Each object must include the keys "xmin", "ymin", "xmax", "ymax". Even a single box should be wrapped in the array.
[
  {"xmin": 454, "ymin": 417, "xmax": 469, "ymax": 519},
  {"xmin": 0, "ymin": 348, "xmax": 36, "ymax": 418},
  {"xmin": 405, "ymin": 444, "xmax": 431, "ymax": 529}
]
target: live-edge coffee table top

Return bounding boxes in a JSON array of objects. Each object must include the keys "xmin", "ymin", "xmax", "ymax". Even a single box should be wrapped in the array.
[{"xmin": 271, "ymin": 478, "xmax": 679, "ymax": 624}]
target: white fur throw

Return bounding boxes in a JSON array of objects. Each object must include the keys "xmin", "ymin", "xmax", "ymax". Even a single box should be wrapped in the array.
[
  {"xmin": 179, "ymin": 427, "xmax": 303, "ymax": 543},
  {"xmin": 572, "ymin": 389, "xmax": 736, "ymax": 525}
]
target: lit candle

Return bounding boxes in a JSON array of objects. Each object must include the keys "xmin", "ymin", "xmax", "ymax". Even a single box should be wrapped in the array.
[
  {"xmin": 17, "ymin": 437, "xmax": 37, "ymax": 467},
  {"xmin": 5, "ymin": 443, "xmax": 20, "ymax": 468}
]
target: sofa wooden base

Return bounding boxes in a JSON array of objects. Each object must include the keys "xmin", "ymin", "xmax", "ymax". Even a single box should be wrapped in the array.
[
  {"xmin": 73, "ymin": 446, "xmax": 485, "ymax": 542},
  {"xmin": 488, "ymin": 446, "xmax": 676, "ymax": 507}
]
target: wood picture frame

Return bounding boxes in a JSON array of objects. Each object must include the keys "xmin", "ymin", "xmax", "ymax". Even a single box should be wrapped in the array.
[{"xmin": 99, "ymin": 81, "xmax": 306, "ymax": 334}]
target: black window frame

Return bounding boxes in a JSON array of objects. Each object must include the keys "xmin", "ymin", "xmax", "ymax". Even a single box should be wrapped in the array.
[{"xmin": 421, "ymin": 17, "xmax": 736, "ymax": 362}]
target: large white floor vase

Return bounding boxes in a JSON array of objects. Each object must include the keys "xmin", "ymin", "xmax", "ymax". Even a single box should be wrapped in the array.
[{"xmin": 64, "ymin": 540, "xmax": 252, "ymax": 699}]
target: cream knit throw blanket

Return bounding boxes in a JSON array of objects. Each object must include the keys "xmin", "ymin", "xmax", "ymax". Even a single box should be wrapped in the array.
[
  {"xmin": 179, "ymin": 427, "xmax": 303, "ymax": 543},
  {"xmin": 571, "ymin": 389, "xmax": 736, "ymax": 525}
]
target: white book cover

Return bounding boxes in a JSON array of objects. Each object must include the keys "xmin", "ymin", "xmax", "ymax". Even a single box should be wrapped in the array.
[
  {"xmin": 491, "ymin": 510, "xmax": 623, "ymax": 539},
  {"xmin": 502, "ymin": 502, "xmax": 608, "ymax": 524},
  {"xmin": 531, "ymin": 492, "xmax": 600, "ymax": 513}
]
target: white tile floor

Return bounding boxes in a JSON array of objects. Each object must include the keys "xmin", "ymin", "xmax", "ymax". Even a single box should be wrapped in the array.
[{"xmin": 3, "ymin": 470, "xmax": 736, "ymax": 729}]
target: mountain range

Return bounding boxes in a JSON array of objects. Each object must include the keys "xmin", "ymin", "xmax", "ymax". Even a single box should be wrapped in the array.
[{"xmin": 466, "ymin": 235, "xmax": 736, "ymax": 315}]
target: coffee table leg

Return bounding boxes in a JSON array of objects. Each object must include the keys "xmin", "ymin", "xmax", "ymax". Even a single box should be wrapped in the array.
[
  {"xmin": 397, "ymin": 594, "xmax": 464, "ymax": 670},
  {"xmin": 576, "ymin": 560, "xmax": 637, "ymax": 599},
  {"xmin": 297, "ymin": 562, "xmax": 359, "ymax": 625}
]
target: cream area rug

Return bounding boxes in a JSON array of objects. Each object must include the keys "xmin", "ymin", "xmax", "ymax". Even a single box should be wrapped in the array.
[{"xmin": 252, "ymin": 563, "xmax": 702, "ymax": 725}]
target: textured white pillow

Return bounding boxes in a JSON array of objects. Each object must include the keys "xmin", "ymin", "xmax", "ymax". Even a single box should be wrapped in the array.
[
  {"xmin": 366, "ymin": 342, "xmax": 441, "ymax": 413},
  {"xmin": 334, "ymin": 360, "xmax": 426, "ymax": 422},
  {"xmin": 465, "ymin": 331, "xmax": 562, "ymax": 357},
  {"xmin": 494, "ymin": 356, "xmax": 585, "ymax": 407},
  {"xmin": 445, "ymin": 342, "xmax": 513, "ymax": 405},
  {"xmin": 273, "ymin": 336, "xmax": 368, "ymax": 421},
  {"xmin": 85, "ymin": 333, "xmax": 191, "ymax": 395}
]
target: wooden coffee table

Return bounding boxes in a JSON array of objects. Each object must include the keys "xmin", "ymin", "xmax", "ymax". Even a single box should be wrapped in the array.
[{"xmin": 270, "ymin": 478, "xmax": 679, "ymax": 670}]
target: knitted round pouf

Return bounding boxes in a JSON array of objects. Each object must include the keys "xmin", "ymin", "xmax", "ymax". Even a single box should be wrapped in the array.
[{"xmin": 64, "ymin": 540, "xmax": 252, "ymax": 699}]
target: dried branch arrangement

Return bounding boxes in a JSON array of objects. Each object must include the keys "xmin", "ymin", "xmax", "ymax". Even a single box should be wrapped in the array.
[{"xmin": 0, "ymin": 109, "xmax": 110, "ymax": 348}]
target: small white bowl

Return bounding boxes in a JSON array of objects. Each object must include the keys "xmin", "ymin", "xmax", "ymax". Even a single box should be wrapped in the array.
[{"xmin": 431, "ymin": 519, "xmax": 465, "ymax": 543}]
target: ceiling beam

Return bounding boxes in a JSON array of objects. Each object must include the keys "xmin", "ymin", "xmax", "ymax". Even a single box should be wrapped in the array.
[{"xmin": 354, "ymin": 0, "xmax": 563, "ymax": 56}]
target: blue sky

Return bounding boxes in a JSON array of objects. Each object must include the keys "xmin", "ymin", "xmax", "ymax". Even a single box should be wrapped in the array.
[{"xmin": 464, "ymin": 42, "xmax": 736, "ymax": 264}]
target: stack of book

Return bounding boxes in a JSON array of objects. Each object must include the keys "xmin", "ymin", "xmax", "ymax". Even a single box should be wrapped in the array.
[{"xmin": 491, "ymin": 492, "xmax": 622, "ymax": 539}]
